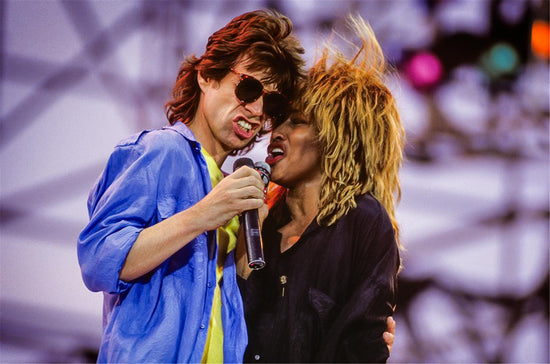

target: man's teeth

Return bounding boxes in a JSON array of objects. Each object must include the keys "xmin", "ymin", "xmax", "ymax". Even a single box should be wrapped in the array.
[{"xmin": 237, "ymin": 120, "xmax": 252, "ymax": 132}]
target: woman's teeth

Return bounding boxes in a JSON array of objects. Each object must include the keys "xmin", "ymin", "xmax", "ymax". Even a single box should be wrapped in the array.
[
  {"xmin": 271, "ymin": 147, "xmax": 284, "ymax": 156},
  {"xmin": 237, "ymin": 120, "xmax": 252, "ymax": 132}
]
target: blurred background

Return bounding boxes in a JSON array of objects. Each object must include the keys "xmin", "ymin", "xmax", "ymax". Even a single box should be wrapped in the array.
[{"xmin": 1, "ymin": 0, "xmax": 548, "ymax": 362}]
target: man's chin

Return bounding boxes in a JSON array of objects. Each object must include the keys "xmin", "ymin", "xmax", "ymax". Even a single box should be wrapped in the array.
[{"xmin": 233, "ymin": 137, "xmax": 257, "ymax": 152}]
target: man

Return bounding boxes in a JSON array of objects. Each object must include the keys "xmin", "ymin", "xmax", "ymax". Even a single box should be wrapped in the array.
[{"xmin": 78, "ymin": 10, "xmax": 305, "ymax": 363}]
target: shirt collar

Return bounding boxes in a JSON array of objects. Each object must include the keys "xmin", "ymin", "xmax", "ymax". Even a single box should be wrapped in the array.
[{"xmin": 163, "ymin": 121, "xmax": 198, "ymax": 143}]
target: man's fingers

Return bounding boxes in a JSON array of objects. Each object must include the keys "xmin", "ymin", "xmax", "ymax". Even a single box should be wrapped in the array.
[
  {"xmin": 228, "ymin": 167, "xmax": 265, "ymax": 190},
  {"xmin": 229, "ymin": 184, "xmax": 265, "ymax": 201},
  {"xmin": 238, "ymin": 196, "xmax": 265, "ymax": 211}
]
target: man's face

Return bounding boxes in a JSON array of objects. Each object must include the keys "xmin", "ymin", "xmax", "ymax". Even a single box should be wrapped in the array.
[{"xmin": 195, "ymin": 63, "xmax": 278, "ymax": 155}]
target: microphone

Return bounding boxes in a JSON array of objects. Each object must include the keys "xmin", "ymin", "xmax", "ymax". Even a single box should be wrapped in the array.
[
  {"xmin": 233, "ymin": 158, "xmax": 270, "ymax": 270},
  {"xmin": 254, "ymin": 161, "xmax": 271, "ymax": 188}
]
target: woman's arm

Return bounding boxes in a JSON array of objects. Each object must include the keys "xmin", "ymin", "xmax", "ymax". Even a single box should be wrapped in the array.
[{"xmin": 317, "ymin": 206, "xmax": 400, "ymax": 363}]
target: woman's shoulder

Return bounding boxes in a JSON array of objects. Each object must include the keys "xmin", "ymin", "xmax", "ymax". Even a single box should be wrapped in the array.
[
  {"xmin": 345, "ymin": 193, "xmax": 394, "ymax": 236},
  {"xmin": 350, "ymin": 194, "xmax": 399, "ymax": 262},
  {"xmin": 353, "ymin": 193, "xmax": 388, "ymax": 220}
]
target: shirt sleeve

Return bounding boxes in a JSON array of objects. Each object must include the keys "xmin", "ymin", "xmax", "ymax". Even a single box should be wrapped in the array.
[
  {"xmin": 317, "ymin": 203, "xmax": 400, "ymax": 363},
  {"xmin": 77, "ymin": 133, "xmax": 170, "ymax": 294}
]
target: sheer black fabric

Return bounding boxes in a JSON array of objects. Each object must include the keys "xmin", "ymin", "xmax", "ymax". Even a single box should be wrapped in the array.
[{"xmin": 241, "ymin": 193, "xmax": 400, "ymax": 363}]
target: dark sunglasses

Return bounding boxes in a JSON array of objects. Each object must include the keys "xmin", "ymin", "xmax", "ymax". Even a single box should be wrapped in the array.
[{"xmin": 230, "ymin": 69, "xmax": 290, "ymax": 124}]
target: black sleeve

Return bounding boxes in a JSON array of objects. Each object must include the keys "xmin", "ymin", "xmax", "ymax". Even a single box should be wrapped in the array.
[
  {"xmin": 316, "ymin": 205, "xmax": 400, "ymax": 363},
  {"xmin": 240, "ymin": 212, "xmax": 278, "ymax": 320},
  {"xmin": 237, "ymin": 275, "xmax": 248, "ymax": 300}
]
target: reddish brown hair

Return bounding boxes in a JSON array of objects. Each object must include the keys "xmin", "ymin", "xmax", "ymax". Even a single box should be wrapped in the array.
[{"xmin": 165, "ymin": 10, "xmax": 306, "ymax": 152}]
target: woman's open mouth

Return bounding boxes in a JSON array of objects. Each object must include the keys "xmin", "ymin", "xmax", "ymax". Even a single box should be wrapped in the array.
[{"xmin": 265, "ymin": 145, "xmax": 285, "ymax": 165}]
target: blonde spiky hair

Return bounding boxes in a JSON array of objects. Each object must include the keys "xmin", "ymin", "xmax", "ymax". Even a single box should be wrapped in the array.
[{"xmin": 295, "ymin": 15, "xmax": 405, "ymax": 248}]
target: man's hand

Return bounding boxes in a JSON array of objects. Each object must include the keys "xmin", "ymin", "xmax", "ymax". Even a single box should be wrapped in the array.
[
  {"xmin": 383, "ymin": 316, "xmax": 396, "ymax": 354},
  {"xmin": 193, "ymin": 165, "xmax": 265, "ymax": 231}
]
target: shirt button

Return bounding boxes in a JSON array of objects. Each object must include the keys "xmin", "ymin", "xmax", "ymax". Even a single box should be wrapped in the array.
[
  {"xmin": 254, "ymin": 354, "xmax": 260, "ymax": 361},
  {"xmin": 200, "ymin": 324, "xmax": 206, "ymax": 329},
  {"xmin": 207, "ymin": 282, "xmax": 212, "ymax": 288}
]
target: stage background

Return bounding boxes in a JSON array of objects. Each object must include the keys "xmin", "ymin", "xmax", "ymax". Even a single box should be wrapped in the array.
[{"xmin": 1, "ymin": 0, "xmax": 548, "ymax": 362}]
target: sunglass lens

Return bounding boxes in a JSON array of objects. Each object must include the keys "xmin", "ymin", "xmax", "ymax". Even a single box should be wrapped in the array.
[
  {"xmin": 235, "ymin": 77, "xmax": 263, "ymax": 103},
  {"xmin": 264, "ymin": 92, "xmax": 289, "ymax": 121},
  {"xmin": 233, "ymin": 72, "xmax": 289, "ymax": 123}
]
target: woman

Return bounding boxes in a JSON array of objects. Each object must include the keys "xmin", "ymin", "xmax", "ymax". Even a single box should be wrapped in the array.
[{"xmin": 240, "ymin": 15, "xmax": 405, "ymax": 363}]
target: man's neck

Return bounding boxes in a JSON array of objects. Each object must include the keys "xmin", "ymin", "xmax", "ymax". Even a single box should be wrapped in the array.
[
  {"xmin": 187, "ymin": 119, "xmax": 230, "ymax": 168},
  {"xmin": 200, "ymin": 142, "xmax": 229, "ymax": 168}
]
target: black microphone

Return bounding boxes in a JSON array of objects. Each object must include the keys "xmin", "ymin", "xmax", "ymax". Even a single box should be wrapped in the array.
[{"xmin": 233, "ymin": 157, "xmax": 270, "ymax": 270}]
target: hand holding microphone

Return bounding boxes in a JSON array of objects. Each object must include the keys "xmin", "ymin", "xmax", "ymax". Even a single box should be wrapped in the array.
[{"xmin": 233, "ymin": 158, "xmax": 271, "ymax": 270}]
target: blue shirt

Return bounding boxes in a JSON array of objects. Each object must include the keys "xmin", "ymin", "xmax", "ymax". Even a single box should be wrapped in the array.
[{"xmin": 77, "ymin": 122, "xmax": 247, "ymax": 363}]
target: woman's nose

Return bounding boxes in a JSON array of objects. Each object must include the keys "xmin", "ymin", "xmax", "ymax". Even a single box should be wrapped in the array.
[{"xmin": 270, "ymin": 122, "xmax": 288, "ymax": 141}]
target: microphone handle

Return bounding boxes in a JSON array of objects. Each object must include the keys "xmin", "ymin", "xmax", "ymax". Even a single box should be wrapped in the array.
[{"xmin": 240, "ymin": 209, "xmax": 265, "ymax": 270}]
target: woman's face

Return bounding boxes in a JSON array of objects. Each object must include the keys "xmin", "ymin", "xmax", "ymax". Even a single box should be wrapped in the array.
[{"xmin": 265, "ymin": 115, "xmax": 322, "ymax": 188}]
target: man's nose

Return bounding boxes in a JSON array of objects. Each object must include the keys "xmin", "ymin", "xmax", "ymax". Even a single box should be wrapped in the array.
[{"xmin": 246, "ymin": 96, "xmax": 264, "ymax": 117}]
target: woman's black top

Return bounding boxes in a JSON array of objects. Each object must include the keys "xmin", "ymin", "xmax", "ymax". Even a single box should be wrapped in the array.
[{"xmin": 240, "ymin": 193, "xmax": 400, "ymax": 363}]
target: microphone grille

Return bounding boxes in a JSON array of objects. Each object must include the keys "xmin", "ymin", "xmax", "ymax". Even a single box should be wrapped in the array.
[
  {"xmin": 233, "ymin": 157, "xmax": 254, "ymax": 171},
  {"xmin": 254, "ymin": 161, "xmax": 271, "ymax": 186}
]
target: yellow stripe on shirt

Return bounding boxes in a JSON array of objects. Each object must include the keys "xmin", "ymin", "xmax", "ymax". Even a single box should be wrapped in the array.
[{"xmin": 201, "ymin": 149, "xmax": 239, "ymax": 364}]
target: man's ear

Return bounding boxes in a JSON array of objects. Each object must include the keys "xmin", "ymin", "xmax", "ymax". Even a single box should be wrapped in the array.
[
  {"xmin": 197, "ymin": 71, "xmax": 219, "ymax": 91},
  {"xmin": 197, "ymin": 71, "xmax": 209, "ymax": 91}
]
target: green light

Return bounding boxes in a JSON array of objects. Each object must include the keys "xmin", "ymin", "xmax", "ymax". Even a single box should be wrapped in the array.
[
  {"xmin": 480, "ymin": 42, "xmax": 519, "ymax": 78},
  {"xmin": 489, "ymin": 43, "xmax": 518, "ymax": 73}
]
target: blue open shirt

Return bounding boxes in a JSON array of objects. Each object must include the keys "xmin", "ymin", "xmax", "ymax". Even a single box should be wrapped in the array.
[{"xmin": 77, "ymin": 122, "xmax": 247, "ymax": 363}]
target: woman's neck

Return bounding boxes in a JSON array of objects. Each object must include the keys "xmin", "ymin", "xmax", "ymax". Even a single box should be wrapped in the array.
[
  {"xmin": 285, "ymin": 179, "xmax": 321, "ymax": 225},
  {"xmin": 277, "ymin": 179, "xmax": 321, "ymax": 253}
]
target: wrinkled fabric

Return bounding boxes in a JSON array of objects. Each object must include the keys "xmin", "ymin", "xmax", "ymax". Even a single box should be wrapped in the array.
[
  {"xmin": 201, "ymin": 147, "xmax": 240, "ymax": 363},
  {"xmin": 77, "ymin": 122, "xmax": 247, "ymax": 363},
  {"xmin": 242, "ymin": 193, "xmax": 399, "ymax": 363}
]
